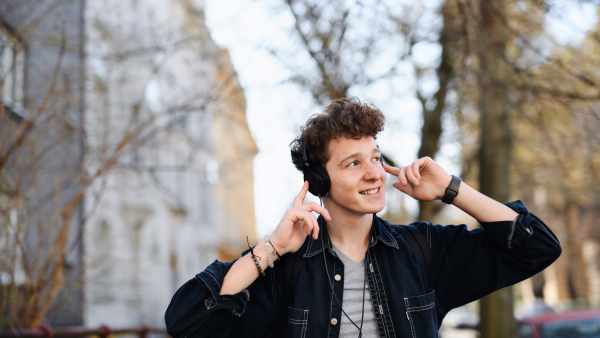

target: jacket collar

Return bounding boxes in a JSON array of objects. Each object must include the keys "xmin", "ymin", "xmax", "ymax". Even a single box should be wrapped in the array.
[{"xmin": 303, "ymin": 214, "xmax": 399, "ymax": 258}]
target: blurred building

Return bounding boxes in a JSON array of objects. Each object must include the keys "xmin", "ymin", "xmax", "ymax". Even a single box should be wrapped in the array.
[
  {"xmin": 0, "ymin": 0, "xmax": 256, "ymax": 328},
  {"xmin": 0, "ymin": 0, "xmax": 87, "ymax": 327},
  {"xmin": 212, "ymin": 48, "xmax": 259, "ymax": 262},
  {"xmin": 83, "ymin": 0, "xmax": 257, "ymax": 328}
]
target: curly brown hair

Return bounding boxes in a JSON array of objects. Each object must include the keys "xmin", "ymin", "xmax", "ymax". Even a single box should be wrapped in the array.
[{"xmin": 290, "ymin": 98, "xmax": 386, "ymax": 173}]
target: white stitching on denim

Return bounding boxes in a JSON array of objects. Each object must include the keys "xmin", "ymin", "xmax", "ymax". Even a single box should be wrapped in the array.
[
  {"xmin": 380, "ymin": 225, "xmax": 399, "ymax": 248},
  {"xmin": 365, "ymin": 251, "xmax": 385, "ymax": 338},
  {"xmin": 301, "ymin": 310, "xmax": 308, "ymax": 338},
  {"xmin": 369, "ymin": 251, "xmax": 385, "ymax": 337},
  {"xmin": 367, "ymin": 250, "xmax": 386, "ymax": 337},
  {"xmin": 197, "ymin": 274, "xmax": 219, "ymax": 300},
  {"xmin": 194, "ymin": 274, "xmax": 205, "ymax": 285},
  {"xmin": 371, "ymin": 250, "xmax": 396, "ymax": 338},
  {"xmin": 404, "ymin": 298, "xmax": 416, "ymax": 338},
  {"xmin": 206, "ymin": 272, "xmax": 222, "ymax": 287},
  {"xmin": 405, "ymin": 290, "xmax": 433, "ymax": 300},
  {"xmin": 204, "ymin": 296, "xmax": 217, "ymax": 309},
  {"xmin": 406, "ymin": 302, "xmax": 435, "ymax": 312},
  {"xmin": 305, "ymin": 236, "xmax": 315, "ymax": 256},
  {"xmin": 288, "ymin": 318, "xmax": 308, "ymax": 324}
]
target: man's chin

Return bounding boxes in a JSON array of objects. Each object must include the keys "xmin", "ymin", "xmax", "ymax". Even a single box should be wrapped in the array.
[{"xmin": 360, "ymin": 199, "xmax": 386, "ymax": 214}]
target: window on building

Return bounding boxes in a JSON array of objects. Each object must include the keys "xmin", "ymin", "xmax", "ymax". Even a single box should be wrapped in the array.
[
  {"xmin": 0, "ymin": 27, "xmax": 25, "ymax": 112},
  {"xmin": 0, "ymin": 194, "xmax": 26, "ymax": 285}
]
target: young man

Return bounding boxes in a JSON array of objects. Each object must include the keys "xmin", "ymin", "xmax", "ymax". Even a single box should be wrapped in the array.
[{"xmin": 165, "ymin": 98, "xmax": 562, "ymax": 338}]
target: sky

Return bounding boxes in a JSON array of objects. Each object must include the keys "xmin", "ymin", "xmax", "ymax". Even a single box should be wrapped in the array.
[{"xmin": 204, "ymin": 0, "xmax": 598, "ymax": 237}]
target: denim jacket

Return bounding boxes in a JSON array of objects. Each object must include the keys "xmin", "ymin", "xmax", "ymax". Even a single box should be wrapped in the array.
[{"xmin": 165, "ymin": 200, "xmax": 561, "ymax": 338}]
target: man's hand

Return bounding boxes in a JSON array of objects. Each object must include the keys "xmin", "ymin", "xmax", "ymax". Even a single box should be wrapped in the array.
[
  {"xmin": 269, "ymin": 181, "xmax": 331, "ymax": 256},
  {"xmin": 384, "ymin": 157, "xmax": 452, "ymax": 202}
]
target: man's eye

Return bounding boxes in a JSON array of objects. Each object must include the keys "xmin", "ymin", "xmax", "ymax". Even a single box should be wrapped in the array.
[
  {"xmin": 373, "ymin": 157, "xmax": 380, "ymax": 162},
  {"xmin": 349, "ymin": 162, "xmax": 358, "ymax": 167}
]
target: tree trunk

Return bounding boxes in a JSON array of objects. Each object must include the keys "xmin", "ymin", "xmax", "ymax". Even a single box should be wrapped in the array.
[
  {"xmin": 566, "ymin": 203, "xmax": 589, "ymax": 300},
  {"xmin": 416, "ymin": 0, "xmax": 454, "ymax": 222},
  {"xmin": 477, "ymin": 0, "xmax": 515, "ymax": 337}
]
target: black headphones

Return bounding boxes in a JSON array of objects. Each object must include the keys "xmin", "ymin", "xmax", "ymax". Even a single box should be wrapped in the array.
[
  {"xmin": 301, "ymin": 136, "xmax": 383, "ymax": 197},
  {"xmin": 301, "ymin": 137, "xmax": 331, "ymax": 197}
]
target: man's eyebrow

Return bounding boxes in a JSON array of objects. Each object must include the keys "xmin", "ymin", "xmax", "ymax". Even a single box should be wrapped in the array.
[
  {"xmin": 338, "ymin": 148, "xmax": 381, "ymax": 165},
  {"xmin": 339, "ymin": 152, "xmax": 361, "ymax": 165}
]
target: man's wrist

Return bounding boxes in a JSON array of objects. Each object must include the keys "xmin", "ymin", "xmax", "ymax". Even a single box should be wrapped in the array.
[
  {"xmin": 268, "ymin": 236, "xmax": 287, "ymax": 256},
  {"xmin": 438, "ymin": 174, "xmax": 452, "ymax": 200}
]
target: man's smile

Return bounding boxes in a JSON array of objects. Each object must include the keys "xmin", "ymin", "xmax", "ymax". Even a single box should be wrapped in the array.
[{"xmin": 359, "ymin": 187, "xmax": 380, "ymax": 195}]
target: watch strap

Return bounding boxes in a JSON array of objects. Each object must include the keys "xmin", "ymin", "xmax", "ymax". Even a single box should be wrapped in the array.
[{"xmin": 442, "ymin": 175, "xmax": 462, "ymax": 204}]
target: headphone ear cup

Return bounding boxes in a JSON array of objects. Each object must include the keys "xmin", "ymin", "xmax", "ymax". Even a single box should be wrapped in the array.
[{"xmin": 304, "ymin": 165, "xmax": 331, "ymax": 197}]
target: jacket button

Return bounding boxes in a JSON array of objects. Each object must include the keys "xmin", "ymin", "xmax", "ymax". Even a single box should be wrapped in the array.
[
  {"xmin": 334, "ymin": 274, "xmax": 341, "ymax": 281},
  {"xmin": 331, "ymin": 318, "xmax": 338, "ymax": 325}
]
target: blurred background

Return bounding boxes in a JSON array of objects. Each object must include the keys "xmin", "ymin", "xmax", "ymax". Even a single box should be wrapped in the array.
[{"xmin": 0, "ymin": 0, "xmax": 599, "ymax": 337}]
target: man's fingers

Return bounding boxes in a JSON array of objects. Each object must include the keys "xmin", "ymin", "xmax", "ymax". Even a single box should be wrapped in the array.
[
  {"xmin": 399, "ymin": 166, "xmax": 408, "ymax": 185},
  {"xmin": 294, "ymin": 210, "xmax": 312, "ymax": 235},
  {"xmin": 312, "ymin": 218, "xmax": 320, "ymax": 240},
  {"xmin": 298, "ymin": 202, "xmax": 331, "ymax": 221},
  {"xmin": 298, "ymin": 205, "xmax": 322, "ymax": 240},
  {"xmin": 405, "ymin": 165, "xmax": 420, "ymax": 187},
  {"xmin": 383, "ymin": 164, "xmax": 400, "ymax": 176},
  {"xmin": 302, "ymin": 211, "xmax": 317, "ymax": 237},
  {"xmin": 393, "ymin": 181, "xmax": 414, "ymax": 196},
  {"xmin": 412, "ymin": 161, "xmax": 421, "ymax": 180},
  {"xmin": 293, "ymin": 181, "xmax": 309, "ymax": 207}
]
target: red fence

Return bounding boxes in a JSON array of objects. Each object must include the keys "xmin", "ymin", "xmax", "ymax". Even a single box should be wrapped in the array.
[{"xmin": 0, "ymin": 326, "xmax": 168, "ymax": 338}]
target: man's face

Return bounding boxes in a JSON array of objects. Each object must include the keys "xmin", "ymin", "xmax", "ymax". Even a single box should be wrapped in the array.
[{"xmin": 324, "ymin": 136, "xmax": 386, "ymax": 216}]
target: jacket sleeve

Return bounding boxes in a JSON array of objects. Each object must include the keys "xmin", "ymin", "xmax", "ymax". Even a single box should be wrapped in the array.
[
  {"xmin": 420, "ymin": 200, "xmax": 561, "ymax": 317},
  {"xmin": 164, "ymin": 253, "xmax": 280, "ymax": 338}
]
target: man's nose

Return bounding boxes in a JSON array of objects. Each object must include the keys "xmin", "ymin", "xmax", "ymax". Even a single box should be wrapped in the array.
[{"xmin": 364, "ymin": 161, "xmax": 382, "ymax": 180}]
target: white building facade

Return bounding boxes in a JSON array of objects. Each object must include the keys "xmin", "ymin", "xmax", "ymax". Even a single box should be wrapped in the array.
[{"xmin": 83, "ymin": 0, "xmax": 256, "ymax": 327}]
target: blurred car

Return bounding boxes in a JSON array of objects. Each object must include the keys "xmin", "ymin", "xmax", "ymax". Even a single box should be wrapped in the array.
[
  {"xmin": 515, "ymin": 299, "xmax": 556, "ymax": 319},
  {"xmin": 517, "ymin": 310, "xmax": 600, "ymax": 338}
]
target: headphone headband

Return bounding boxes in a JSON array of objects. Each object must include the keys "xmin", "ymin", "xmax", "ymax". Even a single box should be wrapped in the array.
[{"xmin": 301, "ymin": 136, "xmax": 310, "ymax": 168}]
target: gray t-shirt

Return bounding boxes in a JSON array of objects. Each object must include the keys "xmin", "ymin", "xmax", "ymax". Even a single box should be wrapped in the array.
[{"xmin": 332, "ymin": 243, "xmax": 379, "ymax": 338}]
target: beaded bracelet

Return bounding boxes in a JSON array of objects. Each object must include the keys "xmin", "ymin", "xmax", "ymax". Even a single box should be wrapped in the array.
[
  {"xmin": 247, "ymin": 236, "xmax": 265, "ymax": 277},
  {"xmin": 265, "ymin": 235, "xmax": 275, "ymax": 268}
]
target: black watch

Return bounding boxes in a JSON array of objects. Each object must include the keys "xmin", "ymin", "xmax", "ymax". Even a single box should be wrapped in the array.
[{"xmin": 442, "ymin": 175, "xmax": 462, "ymax": 204}]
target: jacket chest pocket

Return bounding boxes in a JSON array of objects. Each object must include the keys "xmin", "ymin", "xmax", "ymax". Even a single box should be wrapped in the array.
[
  {"xmin": 404, "ymin": 289, "xmax": 437, "ymax": 338},
  {"xmin": 285, "ymin": 307, "xmax": 309, "ymax": 338}
]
